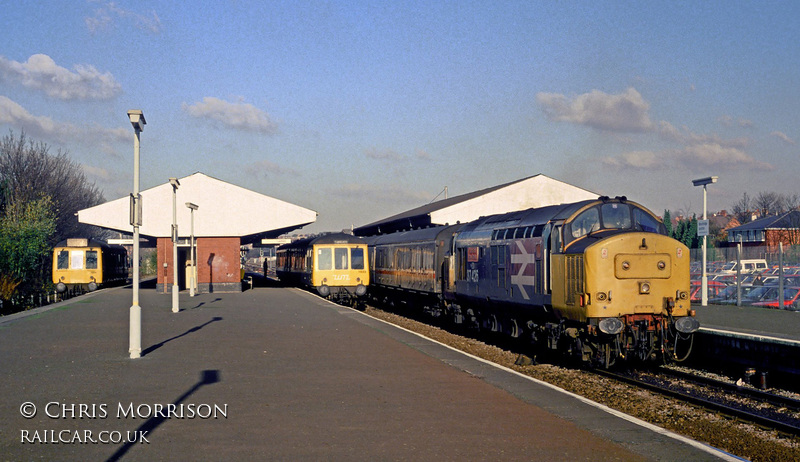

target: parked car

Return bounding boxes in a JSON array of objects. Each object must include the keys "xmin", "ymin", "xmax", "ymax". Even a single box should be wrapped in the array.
[
  {"xmin": 718, "ymin": 259, "xmax": 769, "ymax": 275},
  {"xmin": 753, "ymin": 287, "xmax": 800, "ymax": 311},
  {"xmin": 716, "ymin": 285, "xmax": 779, "ymax": 306},
  {"xmin": 709, "ymin": 284, "xmax": 757, "ymax": 304},
  {"xmin": 690, "ymin": 280, "xmax": 727, "ymax": 302}
]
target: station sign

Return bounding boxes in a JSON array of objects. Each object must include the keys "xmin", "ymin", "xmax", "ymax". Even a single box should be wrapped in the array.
[{"xmin": 697, "ymin": 219, "xmax": 709, "ymax": 237}]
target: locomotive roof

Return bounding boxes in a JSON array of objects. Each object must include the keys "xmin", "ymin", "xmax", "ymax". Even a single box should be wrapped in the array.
[
  {"xmin": 278, "ymin": 232, "xmax": 365, "ymax": 250},
  {"xmin": 353, "ymin": 174, "xmax": 597, "ymax": 236},
  {"xmin": 55, "ymin": 238, "xmax": 113, "ymax": 249},
  {"xmin": 459, "ymin": 197, "xmax": 646, "ymax": 233}
]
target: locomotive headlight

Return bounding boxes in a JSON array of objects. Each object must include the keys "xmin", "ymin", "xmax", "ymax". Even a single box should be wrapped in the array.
[
  {"xmin": 639, "ymin": 281, "xmax": 651, "ymax": 294},
  {"xmin": 677, "ymin": 290, "xmax": 689, "ymax": 300},
  {"xmin": 675, "ymin": 316, "xmax": 700, "ymax": 334},
  {"xmin": 598, "ymin": 318, "xmax": 624, "ymax": 335},
  {"xmin": 596, "ymin": 292, "xmax": 608, "ymax": 301},
  {"xmin": 657, "ymin": 261, "xmax": 666, "ymax": 270}
]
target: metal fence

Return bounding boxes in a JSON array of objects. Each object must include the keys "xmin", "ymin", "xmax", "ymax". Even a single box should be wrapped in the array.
[{"xmin": 690, "ymin": 244, "xmax": 800, "ymax": 309}]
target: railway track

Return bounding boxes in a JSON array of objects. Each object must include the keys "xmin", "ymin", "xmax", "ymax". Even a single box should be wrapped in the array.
[{"xmin": 594, "ymin": 367, "xmax": 800, "ymax": 437}]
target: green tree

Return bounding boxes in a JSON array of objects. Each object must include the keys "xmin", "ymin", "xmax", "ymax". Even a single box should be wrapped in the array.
[
  {"xmin": 687, "ymin": 215, "xmax": 699, "ymax": 248},
  {"xmin": 663, "ymin": 210, "xmax": 673, "ymax": 237},
  {"xmin": 0, "ymin": 197, "xmax": 56, "ymax": 304},
  {"xmin": 0, "ymin": 131, "xmax": 105, "ymax": 244}
]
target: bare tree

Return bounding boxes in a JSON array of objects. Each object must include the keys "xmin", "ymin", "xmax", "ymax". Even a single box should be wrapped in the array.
[
  {"xmin": 754, "ymin": 191, "xmax": 781, "ymax": 216},
  {"xmin": 0, "ymin": 131, "xmax": 106, "ymax": 245},
  {"xmin": 731, "ymin": 192, "xmax": 752, "ymax": 224}
]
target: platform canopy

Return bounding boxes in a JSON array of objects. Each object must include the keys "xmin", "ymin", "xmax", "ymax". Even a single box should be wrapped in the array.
[
  {"xmin": 353, "ymin": 174, "xmax": 598, "ymax": 236},
  {"xmin": 78, "ymin": 172, "xmax": 317, "ymax": 244}
]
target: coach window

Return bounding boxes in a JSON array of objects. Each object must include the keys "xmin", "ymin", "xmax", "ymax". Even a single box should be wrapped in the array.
[
  {"xmin": 86, "ymin": 251, "xmax": 98, "ymax": 269},
  {"xmin": 351, "ymin": 248, "xmax": 364, "ymax": 269},
  {"xmin": 57, "ymin": 250, "xmax": 69, "ymax": 269},
  {"xmin": 318, "ymin": 248, "xmax": 332, "ymax": 270},
  {"xmin": 335, "ymin": 247, "xmax": 349, "ymax": 270}
]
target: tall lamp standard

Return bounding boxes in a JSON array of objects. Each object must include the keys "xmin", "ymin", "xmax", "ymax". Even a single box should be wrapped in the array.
[
  {"xmin": 186, "ymin": 202, "xmax": 199, "ymax": 296},
  {"xmin": 169, "ymin": 178, "xmax": 180, "ymax": 313},
  {"xmin": 692, "ymin": 176, "xmax": 718, "ymax": 307},
  {"xmin": 127, "ymin": 109, "xmax": 146, "ymax": 359}
]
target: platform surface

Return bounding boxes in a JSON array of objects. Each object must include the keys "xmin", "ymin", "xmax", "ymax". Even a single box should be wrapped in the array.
[
  {"xmin": 695, "ymin": 302, "xmax": 800, "ymax": 342},
  {"xmin": 0, "ymin": 283, "xmax": 734, "ymax": 461}
]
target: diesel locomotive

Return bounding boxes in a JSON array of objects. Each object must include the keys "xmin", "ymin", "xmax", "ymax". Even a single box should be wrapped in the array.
[
  {"xmin": 52, "ymin": 238, "xmax": 129, "ymax": 294},
  {"xmin": 276, "ymin": 233, "xmax": 369, "ymax": 306},
  {"xmin": 367, "ymin": 196, "xmax": 699, "ymax": 367}
]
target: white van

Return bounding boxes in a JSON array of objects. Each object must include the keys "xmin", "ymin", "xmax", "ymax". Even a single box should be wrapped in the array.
[{"xmin": 718, "ymin": 259, "xmax": 769, "ymax": 275}]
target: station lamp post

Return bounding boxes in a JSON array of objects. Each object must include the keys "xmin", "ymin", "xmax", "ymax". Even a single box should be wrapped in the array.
[
  {"xmin": 169, "ymin": 178, "xmax": 180, "ymax": 312},
  {"xmin": 186, "ymin": 202, "xmax": 199, "ymax": 296},
  {"xmin": 692, "ymin": 176, "xmax": 718, "ymax": 307},
  {"xmin": 127, "ymin": 109, "xmax": 146, "ymax": 359}
]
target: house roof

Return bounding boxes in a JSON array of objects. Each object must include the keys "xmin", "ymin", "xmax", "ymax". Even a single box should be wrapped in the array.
[
  {"xmin": 353, "ymin": 174, "xmax": 598, "ymax": 236},
  {"xmin": 727, "ymin": 210, "xmax": 800, "ymax": 232},
  {"xmin": 78, "ymin": 172, "xmax": 317, "ymax": 244}
]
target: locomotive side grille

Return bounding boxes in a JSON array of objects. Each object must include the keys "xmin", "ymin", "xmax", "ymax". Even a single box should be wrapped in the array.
[{"xmin": 565, "ymin": 255, "xmax": 584, "ymax": 305}]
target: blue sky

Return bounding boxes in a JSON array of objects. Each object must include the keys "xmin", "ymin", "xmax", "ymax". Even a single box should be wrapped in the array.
[{"xmin": 1, "ymin": 1, "xmax": 798, "ymax": 233}]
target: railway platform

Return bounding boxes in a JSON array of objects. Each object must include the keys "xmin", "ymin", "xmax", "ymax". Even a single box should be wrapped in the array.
[
  {"xmin": 1, "ymin": 281, "xmax": 735, "ymax": 461},
  {"xmin": 695, "ymin": 303, "xmax": 800, "ymax": 342}
]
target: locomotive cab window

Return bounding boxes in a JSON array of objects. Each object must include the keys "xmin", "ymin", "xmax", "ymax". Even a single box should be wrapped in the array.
[
  {"xmin": 567, "ymin": 203, "xmax": 667, "ymax": 245},
  {"xmin": 601, "ymin": 203, "xmax": 631, "ymax": 229},
  {"xmin": 570, "ymin": 208, "xmax": 600, "ymax": 238}
]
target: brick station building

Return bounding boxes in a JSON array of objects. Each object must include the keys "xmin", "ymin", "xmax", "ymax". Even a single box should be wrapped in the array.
[{"xmin": 78, "ymin": 172, "xmax": 317, "ymax": 293}]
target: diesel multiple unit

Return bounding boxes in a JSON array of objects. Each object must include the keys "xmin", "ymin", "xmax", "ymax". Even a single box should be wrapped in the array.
[
  {"xmin": 52, "ymin": 238, "xmax": 129, "ymax": 294},
  {"xmin": 275, "ymin": 233, "xmax": 369, "ymax": 306}
]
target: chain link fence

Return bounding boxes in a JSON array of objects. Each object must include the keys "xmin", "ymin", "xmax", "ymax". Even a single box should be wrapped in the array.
[{"xmin": 690, "ymin": 244, "xmax": 800, "ymax": 309}]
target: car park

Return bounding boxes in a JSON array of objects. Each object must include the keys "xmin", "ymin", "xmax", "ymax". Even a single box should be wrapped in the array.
[
  {"xmin": 690, "ymin": 280, "xmax": 727, "ymax": 302},
  {"xmin": 753, "ymin": 287, "xmax": 800, "ymax": 311}
]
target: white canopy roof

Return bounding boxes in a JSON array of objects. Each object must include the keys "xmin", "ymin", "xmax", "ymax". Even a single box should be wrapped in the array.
[{"xmin": 78, "ymin": 172, "xmax": 317, "ymax": 241}]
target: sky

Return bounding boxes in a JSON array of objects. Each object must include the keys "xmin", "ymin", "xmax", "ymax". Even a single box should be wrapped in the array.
[{"xmin": 1, "ymin": 1, "xmax": 798, "ymax": 234}]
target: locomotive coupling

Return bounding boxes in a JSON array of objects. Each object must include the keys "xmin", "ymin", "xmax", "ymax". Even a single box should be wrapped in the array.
[
  {"xmin": 598, "ymin": 317, "xmax": 624, "ymax": 335},
  {"xmin": 675, "ymin": 316, "xmax": 700, "ymax": 334}
]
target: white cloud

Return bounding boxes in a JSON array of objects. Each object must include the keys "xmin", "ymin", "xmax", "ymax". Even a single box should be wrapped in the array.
[
  {"xmin": 82, "ymin": 164, "xmax": 113, "ymax": 181},
  {"xmin": 602, "ymin": 151, "xmax": 666, "ymax": 170},
  {"xmin": 86, "ymin": 1, "xmax": 161, "ymax": 34},
  {"xmin": 0, "ymin": 95, "xmax": 128, "ymax": 145},
  {"xmin": 0, "ymin": 54, "xmax": 121, "ymax": 100},
  {"xmin": 674, "ymin": 143, "xmax": 772, "ymax": 171},
  {"xmin": 330, "ymin": 183, "xmax": 430, "ymax": 203},
  {"xmin": 365, "ymin": 147, "xmax": 405, "ymax": 161},
  {"xmin": 536, "ymin": 87, "xmax": 653, "ymax": 132},
  {"xmin": 771, "ymin": 131, "xmax": 796, "ymax": 145},
  {"xmin": 183, "ymin": 97, "xmax": 279, "ymax": 134},
  {"xmin": 245, "ymin": 159, "xmax": 299, "ymax": 178},
  {"xmin": 415, "ymin": 148, "xmax": 432, "ymax": 160},
  {"xmin": 658, "ymin": 121, "xmax": 750, "ymax": 149}
]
